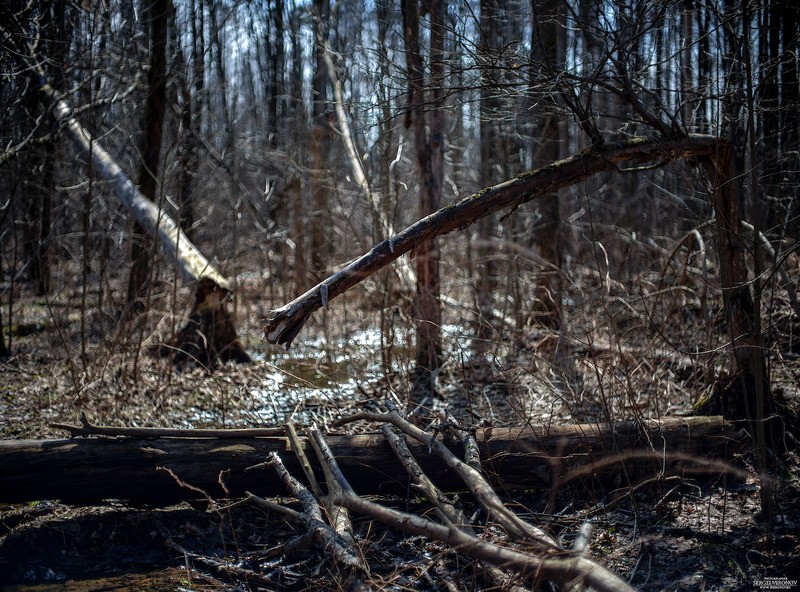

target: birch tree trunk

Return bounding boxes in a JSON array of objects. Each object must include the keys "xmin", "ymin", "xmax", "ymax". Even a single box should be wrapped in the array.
[
  {"xmin": 32, "ymin": 76, "xmax": 249, "ymax": 366},
  {"xmin": 36, "ymin": 82, "xmax": 229, "ymax": 290}
]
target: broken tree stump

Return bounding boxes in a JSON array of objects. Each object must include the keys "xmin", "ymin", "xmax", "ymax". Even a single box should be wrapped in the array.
[
  {"xmin": 30, "ymin": 76, "xmax": 250, "ymax": 368},
  {"xmin": 161, "ymin": 278, "xmax": 251, "ymax": 366}
]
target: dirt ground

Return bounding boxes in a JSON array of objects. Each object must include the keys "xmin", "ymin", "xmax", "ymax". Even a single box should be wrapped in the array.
[
  {"xmin": 1, "ymin": 466, "xmax": 799, "ymax": 591},
  {"xmin": 2, "ymin": 275, "xmax": 800, "ymax": 591}
]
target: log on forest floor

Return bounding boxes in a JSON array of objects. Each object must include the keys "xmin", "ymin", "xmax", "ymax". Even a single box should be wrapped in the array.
[{"xmin": 0, "ymin": 416, "xmax": 747, "ymax": 505}]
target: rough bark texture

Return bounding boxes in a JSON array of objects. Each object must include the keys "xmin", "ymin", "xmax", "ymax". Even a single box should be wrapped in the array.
[
  {"xmin": 265, "ymin": 135, "xmax": 722, "ymax": 347},
  {"xmin": 402, "ymin": 0, "xmax": 445, "ymax": 401},
  {"xmin": 159, "ymin": 278, "xmax": 251, "ymax": 366},
  {"xmin": 530, "ymin": 0, "xmax": 564, "ymax": 330},
  {"xmin": 127, "ymin": 0, "xmax": 169, "ymax": 308},
  {"xmin": 0, "ymin": 416, "xmax": 744, "ymax": 505},
  {"xmin": 476, "ymin": 0, "xmax": 500, "ymax": 346},
  {"xmin": 697, "ymin": 147, "xmax": 778, "ymax": 443},
  {"xmin": 310, "ymin": 0, "xmax": 332, "ymax": 278}
]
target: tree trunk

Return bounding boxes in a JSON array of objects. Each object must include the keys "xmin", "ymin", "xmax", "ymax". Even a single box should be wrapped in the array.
[
  {"xmin": 779, "ymin": 0, "xmax": 799, "ymax": 239},
  {"xmin": 310, "ymin": 0, "xmax": 332, "ymax": 279},
  {"xmin": 289, "ymin": 4, "xmax": 307, "ymax": 295},
  {"xmin": 127, "ymin": 0, "xmax": 169, "ymax": 310},
  {"xmin": 175, "ymin": 0, "xmax": 199, "ymax": 240},
  {"xmin": 402, "ymin": 0, "xmax": 445, "ymax": 404},
  {"xmin": 0, "ymin": 416, "xmax": 743, "ymax": 505},
  {"xmin": 476, "ymin": 0, "xmax": 499, "ymax": 348},
  {"xmin": 0, "ymin": 307, "xmax": 8, "ymax": 357},
  {"xmin": 265, "ymin": 135, "xmax": 724, "ymax": 347},
  {"xmin": 695, "ymin": 99, "xmax": 775, "ymax": 446},
  {"xmin": 32, "ymin": 77, "xmax": 248, "ymax": 367},
  {"xmin": 530, "ymin": 0, "xmax": 565, "ymax": 331}
]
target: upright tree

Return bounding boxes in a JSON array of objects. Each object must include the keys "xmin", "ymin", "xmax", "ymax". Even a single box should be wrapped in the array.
[
  {"xmin": 475, "ymin": 0, "xmax": 500, "ymax": 347},
  {"xmin": 401, "ymin": 0, "xmax": 446, "ymax": 403},
  {"xmin": 311, "ymin": 0, "xmax": 333, "ymax": 279},
  {"xmin": 174, "ymin": 0, "xmax": 204, "ymax": 240},
  {"xmin": 530, "ymin": 0, "xmax": 565, "ymax": 330},
  {"xmin": 127, "ymin": 0, "xmax": 169, "ymax": 310}
]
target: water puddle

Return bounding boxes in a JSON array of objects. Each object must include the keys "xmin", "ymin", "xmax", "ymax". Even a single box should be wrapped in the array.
[{"xmin": 237, "ymin": 325, "xmax": 474, "ymax": 425}]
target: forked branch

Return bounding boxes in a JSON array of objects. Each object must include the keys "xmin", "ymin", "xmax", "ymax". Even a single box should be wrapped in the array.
[{"xmin": 307, "ymin": 417, "xmax": 636, "ymax": 592}]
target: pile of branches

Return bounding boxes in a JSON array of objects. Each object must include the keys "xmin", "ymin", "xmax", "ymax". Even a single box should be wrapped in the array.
[{"xmin": 164, "ymin": 407, "xmax": 637, "ymax": 592}]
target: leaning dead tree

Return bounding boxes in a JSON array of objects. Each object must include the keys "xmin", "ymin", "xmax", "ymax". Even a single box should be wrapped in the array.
[
  {"xmin": 1, "ymin": 4, "xmax": 247, "ymax": 366},
  {"xmin": 31, "ymin": 74, "xmax": 249, "ymax": 366},
  {"xmin": 266, "ymin": 135, "xmax": 719, "ymax": 345},
  {"xmin": 265, "ymin": 134, "xmax": 772, "ymax": 429}
]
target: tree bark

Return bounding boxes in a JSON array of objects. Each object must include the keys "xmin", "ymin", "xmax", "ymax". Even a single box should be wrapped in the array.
[
  {"xmin": 33, "ymin": 80, "xmax": 229, "ymax": 289},
  {"xmin": 530, "ymin": 0, "xmax": 565, "ymax": 331},
  {"xmin": 265, "ymin": 135, "xmax": 723, "ymax": 347},
  {"xmin": 31, "ymin": 73, "xmax": 248, "ymax": 366},
  {"xmin": 0, "ymin": 416, "xmax": 743, "ymax": 505},
  {"xmin": 127, "ymin": 0, "xmax": 169, "ymax": 309},
  {"xmin": 310, "ymin": 0, "xmax": 332, "ymax": 278},
  {"xmin": 402, "ymin": 0, "xmax": 445, "ymax": 401},
  {"xmin": 476, "ymin": 0, "xmax": 500, "ymax": 346}
]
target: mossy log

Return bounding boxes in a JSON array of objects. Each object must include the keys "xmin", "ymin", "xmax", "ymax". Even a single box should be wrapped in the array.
[{"xmin": 0, "ymin": 416, "xmax": 747, "ymax": 505}]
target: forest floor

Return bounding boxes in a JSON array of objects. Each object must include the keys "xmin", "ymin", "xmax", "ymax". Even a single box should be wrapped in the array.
[{"xmin": 1, "ymin": 269, "xmax": 800, "ymax": 591}]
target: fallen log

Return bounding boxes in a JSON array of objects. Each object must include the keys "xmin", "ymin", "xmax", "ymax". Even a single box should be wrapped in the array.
[{"xmin": 0, "ymin": 417, "xmax": 747, "ymax": 505}]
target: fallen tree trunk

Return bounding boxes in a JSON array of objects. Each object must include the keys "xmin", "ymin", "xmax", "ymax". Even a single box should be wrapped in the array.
[
  {"xmin": 32, "ymin": 75, "xmax": 249, "ymax": 365},
  {"xmin": 0, "ymin": 416, "xmax": 746, "ymax": 505},
  {"xmin": 34, "ymin": 77, "xmax": 228, "ymax": 290},
  {"xmin": 265, "ymin": 135, "xmax": 723, "ymax": 346}
]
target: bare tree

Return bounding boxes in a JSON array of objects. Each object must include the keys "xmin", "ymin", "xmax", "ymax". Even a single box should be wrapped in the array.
[
  {"xmin": 127, "ymin": 0, "xmax": 170, "ymax": 312},
  {"xmin": 401, "ymin": 0, "xmax": 446, "ymax": 405},
  {"xmin": 310, "ymin": 0, "xmax": 333, "ymax": 280}
]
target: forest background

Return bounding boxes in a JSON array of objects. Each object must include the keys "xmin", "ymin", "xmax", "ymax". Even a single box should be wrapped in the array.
[
  {"xmin": 1, "ymin": 0, "xmax": 798, "ymax": 431},
  {"xmin": 0, "ymin": 0, "xmax": 799, "ymax": 588}
]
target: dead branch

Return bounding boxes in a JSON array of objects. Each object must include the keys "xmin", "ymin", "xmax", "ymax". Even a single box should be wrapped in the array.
[
  {"xmin": 380, "ymin": 424, "xmax": 467, "ymax": 529},
  {"xmin": 381, "ymin": 423, "xmax": 527, "ymax": 592},
  {"xmin": 285, "ymin": 422, "xmax": 322, "ymax": 497},
  {"xmin": 309, "ymin": 427, "xmax": 356, "ymax": 545},
  {"xmin": 334, "ymin": 409, "xmax": 558, "ymax": 549},
  {"xmin": 50, "ymin": 414, "xmax": 282, "ymax": 439},
  {"xmin": 265, "ymin": 135, "xmax": 722, "ymax": 346},
  {"xmin": 307, "ymin": 426, "xmax": 638, "ymax": 592},
  {"xmin": 336, "ymin": 491, "xmax": 637, "ymax": 592},
  {"xmin": 263, "ymin": 452, "xmax": 371, "ymax": 590}
]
